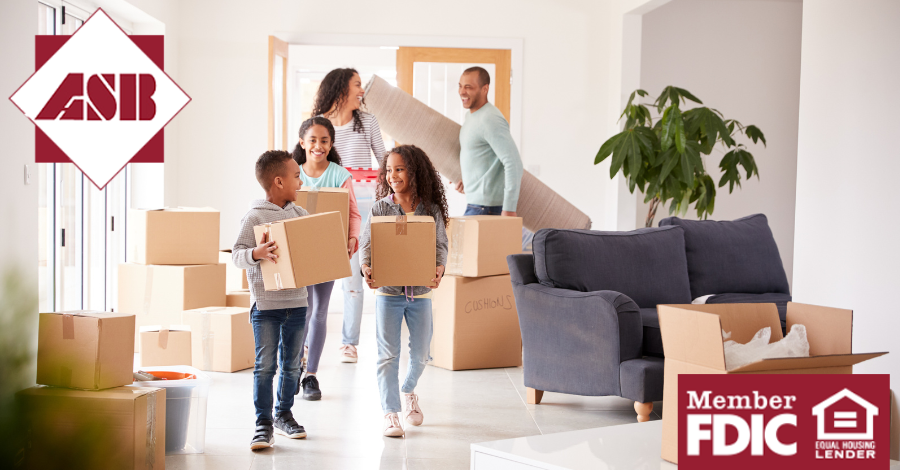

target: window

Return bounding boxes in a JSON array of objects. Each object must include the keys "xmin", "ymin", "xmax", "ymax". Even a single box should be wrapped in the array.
[{"xmin": 37, "ymin": 1, "xmax": 129, "ymax": 313}]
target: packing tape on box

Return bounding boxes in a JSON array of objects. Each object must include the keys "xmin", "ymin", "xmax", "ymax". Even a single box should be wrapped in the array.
[
  {"xmin": 447, "ymin": 218, "xmax": 466, "ymax": 276},
  {"xmin": 200, "ymin": 310, "xmax": 215, "ymax": 371},
  {"xmin": 395, "ymin": 215, "xmax": 407, "ymax": 235},
  {"xmin": 146, "ymin": 390, "xmax": 157, "ymax": 469},
  {"xmin": 364, "ymin": 75, "xmax": 592, "ymax": 232},
  {"xmin": 158, "ymin": 328, "xmax": 169, "ymax": 349},
  {"xmin": 307, "ymin": 186, "xmax": 319, "ymax": 213},
  {"xmin": 62, "ymin": 313, "xmax": 75, "ymax": 339}
]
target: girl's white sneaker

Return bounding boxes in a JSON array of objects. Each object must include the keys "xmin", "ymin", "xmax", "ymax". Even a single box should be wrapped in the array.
[
  {"xmin": 383, "ymin": 413, "xmax": 405, "ymax": 437},
  {"xmin": 404, "ymin": 393, "xmax": 424, "ymax": 426}
]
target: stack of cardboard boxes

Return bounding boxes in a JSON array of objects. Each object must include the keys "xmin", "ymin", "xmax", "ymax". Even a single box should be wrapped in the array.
[
  {"xmin": 18, "ymin": 311, "xmax": 167, "ymax": 469},
  {"xmin": 431, "ymin": 215, "xmax": 525, "ymax": 370},
  {"xmin": 220, "ymin": 249, "xmax": 251, "ymax": 308},
  {"xmin": 118, "ymin": 207, "xmax": 252, "ymax": 371}
]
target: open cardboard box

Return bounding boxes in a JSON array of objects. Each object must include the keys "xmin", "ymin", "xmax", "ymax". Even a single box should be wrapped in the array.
[{"xmin": 658, "ymin": 302, "xmax": 888, "ymax": 464}]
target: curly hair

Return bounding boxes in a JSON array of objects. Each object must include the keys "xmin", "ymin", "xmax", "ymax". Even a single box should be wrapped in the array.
[
  {"xmin": 376, "ymin": 145, "xmax": 449, "ymax": 226},
  {"xmin": 312, "ymin": 68, "xmax": 365, "ymax": 133},
  {"xmin": 292, "ymin": 116, "xmax": 342, "ymax": 166}
]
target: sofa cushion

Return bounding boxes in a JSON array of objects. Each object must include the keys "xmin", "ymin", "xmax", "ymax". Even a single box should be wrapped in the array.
[
  {"xmin": 640, "ymin": 308, "xmax": 665, "ymax": 358},
  {"xmin": 659, "ymin": 214, "xmax": 790, "ymax": 299},
  {"xmin": 706, "ymin": 292, "xmax": 792, "ymax": 331},
  {"xmin": 532, "ymin": 227, "xmax": 692, "ymax": 309}
]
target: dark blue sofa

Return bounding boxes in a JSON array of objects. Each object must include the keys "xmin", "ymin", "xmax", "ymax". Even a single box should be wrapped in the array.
[{"xmin": 507, "ymin": 214, "xmax": 790, "ymax": 422}]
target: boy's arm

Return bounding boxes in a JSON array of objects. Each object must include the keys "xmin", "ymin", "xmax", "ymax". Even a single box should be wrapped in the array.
[{"xmin": 233, "ymin": 214, "xmax": 262, "ymax": 269}]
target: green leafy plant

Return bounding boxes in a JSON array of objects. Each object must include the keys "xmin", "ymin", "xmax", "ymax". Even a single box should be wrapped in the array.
[{"xmin": 595, "ymin": 86, "xmax": 766, "ymax": 227}]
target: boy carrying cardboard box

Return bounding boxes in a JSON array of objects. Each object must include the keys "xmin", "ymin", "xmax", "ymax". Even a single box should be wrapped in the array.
[{"xmin": 232, "ymin": 150, "xmax": 309, "ymax": 450}]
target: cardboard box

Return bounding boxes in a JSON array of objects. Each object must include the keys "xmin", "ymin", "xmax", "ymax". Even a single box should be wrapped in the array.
[
  {"xmin": 295, "ymin": 187, "xmax": 350, "ymax": 240},
  {"xmin": 17, "ymin": 385, "xmax": 166, "ymax": 470},
  {"xmin": 447, "ymin": 215, "xmax": 523, "ymax": 277},
  {"xmin": 118, "ymin": 263, "xmax": 226, "ymax": 352},
  {"xmin": 219, "ymin": 250, "xmax": 249, "ymax": 291},
  {"xmin": 252, "ymin": 212, "xmax": 352, "ymax": 291},
  {"xmin": 658, "ymin": 302, "xmax": 888, "ymax": 464},
  {"xmin": 370, "ymin": 215, "xmax": 436, "ymax": 288},
  {"xmin": 129, "ymin": 207, "xmax": 219, "ymax": 265},
  {"xmin": 430, "ymin": 274, "xmax": 522, "ymax": 370},
  {"xmin": 36, "ymin": 310, "xmax": 135, "ymax": 390},
  {"xmin": 226, "ymin": 290, "xmax": 251, "ymax": 308},
  {"xmin": 139, "ymin": 326, "xmax": 192, "ymax": 367},
  {"xmin": 182, "ymin": 307, "xmax": 255, "ymax": 372}
]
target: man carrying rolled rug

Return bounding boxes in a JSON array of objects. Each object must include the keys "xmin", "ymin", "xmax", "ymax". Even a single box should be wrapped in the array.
[{"xmin": 450, "ymin": 67, "xmax": 523, "ymax": 220}]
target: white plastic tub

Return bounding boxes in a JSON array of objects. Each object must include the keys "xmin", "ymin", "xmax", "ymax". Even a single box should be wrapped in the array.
[{"xmin": 131, "ymin": 365, "xmax": 210, "ymax": 454}]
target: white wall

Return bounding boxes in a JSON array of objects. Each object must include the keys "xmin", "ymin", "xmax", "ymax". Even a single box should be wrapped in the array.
[
  {"xmin": 0, "ymin": 0, "xmax": 40, "ymax": 385},
  {"xmin": 162, "ymin": 0, "xmax": 627, "ymax": 248},
  {"xmin": 637, "ymin": 0, "xmax": 802, "ymax": 286},
  {"xmin": 793, "ymin": 0, "xmax": 900, "ymax": 458}
]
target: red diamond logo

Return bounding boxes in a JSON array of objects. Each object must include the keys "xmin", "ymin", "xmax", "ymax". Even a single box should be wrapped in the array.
[{"xmin": 9, "ymin": 9, "xmax": 189, "ymax": 190}]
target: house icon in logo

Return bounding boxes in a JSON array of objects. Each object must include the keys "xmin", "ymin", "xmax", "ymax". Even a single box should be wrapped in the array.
[{"xmin": 812, "ymin": 388, "xmax": 878, "ymax": 440}]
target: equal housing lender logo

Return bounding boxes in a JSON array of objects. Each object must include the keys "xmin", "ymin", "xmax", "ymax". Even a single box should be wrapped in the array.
[
  {"xmin": 679, "ymin": 374, "xmax": 889, "ymax": 469},
  {"xmin": 9, "ymin": 9, "xmax": 189, "ymax": 190}
]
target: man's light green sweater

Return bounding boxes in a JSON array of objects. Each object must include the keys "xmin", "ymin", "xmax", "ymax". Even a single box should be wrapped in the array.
[{"xmin": 459, "ymin": 102, "xmax": 523, "ymax": 212}]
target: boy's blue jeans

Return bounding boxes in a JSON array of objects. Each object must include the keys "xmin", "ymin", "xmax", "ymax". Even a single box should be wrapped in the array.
[
  {"xmin": 251, "ymin": 304, "xmax": 307, "ymax": 423},
  {"xmin": 376, "ymin": 295, "xmax": 433, "ymax": 413}
]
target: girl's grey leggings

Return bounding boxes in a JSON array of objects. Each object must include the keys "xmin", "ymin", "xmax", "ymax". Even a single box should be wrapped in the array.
[{"xmin": 302, "ymin": 280, "xmax": 335, "ymax": 374}]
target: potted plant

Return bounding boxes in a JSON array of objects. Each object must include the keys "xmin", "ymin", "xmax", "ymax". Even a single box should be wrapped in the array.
[{"xmin": 595, "ymin": 86, "xmax": 766, "ymax": 227}]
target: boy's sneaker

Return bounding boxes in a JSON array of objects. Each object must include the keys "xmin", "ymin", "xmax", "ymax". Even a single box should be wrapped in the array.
[
  {"xmin": 339, "ymin": 344, "xmax": 358, "ymax": 363},
  {"xmin": 383, "ymin": 413, "xmax": 405, "ymax": 437},
  {"xmin": 250, "ymin": 420, "xmax": 274, "ymax": 450},
  {"xmin": 300, "ymin": 375, "xmax": 322, "ymax": 401},
  {"xmin": 274, "ymin": 412, "xmax": 307, "ymax": 439},
  {"xmin": 404, "ymin": 392, "xmax": 424, "ymax": 426}
]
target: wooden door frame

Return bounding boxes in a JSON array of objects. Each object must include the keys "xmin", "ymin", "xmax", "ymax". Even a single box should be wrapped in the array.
[
  {"xmin": 268, "ymin": 36, "xmax": 289, "ymax": 150},
  {"xmin": 277, "ymin": 33, "xmax": 523, "ymax": 146},
  {"xmin": 395, "ymin": 47, "xmax": 512, "ymax": 122}
]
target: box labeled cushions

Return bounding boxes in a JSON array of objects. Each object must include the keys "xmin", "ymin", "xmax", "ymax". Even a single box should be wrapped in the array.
[
  {"xmin": 447, "ymin": 215, "xmax": 523, "ymax": 277},
  {"xmin": 36, "ymin": 310, "xmax": 135, "ymax": 390},
  {"xmin": 430, "ymin": 274, "xmax": 521, "ymax": 370},
  {"xmin": 295, "ymin": 187, "xmax": 350, "ymax": 240},
  {"xmin": 118, "ymin": 263, "xmax": 226, "ymax": 351},
  {"xmin": 658, "ymin": 302, "xmax": 888, "ymax": 464},
  {"xmin": 182, "ymin": 307, "xmax": 255, "ymax": 372},
  {"xmin": 17, "ymin": 385, "xmax": 166, "ymax": 470},
  {"xmin": 370, "ymin": 215, "xmax": 436, "ymax": 288},
  {"xmin": 226, "ymin": 291, "xmax": 251, "ymax": 308},
  {"xmin": 252, "ymin": 212, "xmax": 352, "ymax": 291},
  {"xmin": 129, "ymin": 207, "xmax": 219, "ymax": 265},
  {"xmin": 219, "ymin": 250, "xmax": 249, "ymax": 291},
  {"xmin": 139, "ymin": 326, "xmax": 192, "ymax": 367}
]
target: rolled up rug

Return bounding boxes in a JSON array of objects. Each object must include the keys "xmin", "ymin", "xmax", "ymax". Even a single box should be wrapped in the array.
[{"xmin": 364, "ymin": 75, "xmax": 591, "ymax": 232}]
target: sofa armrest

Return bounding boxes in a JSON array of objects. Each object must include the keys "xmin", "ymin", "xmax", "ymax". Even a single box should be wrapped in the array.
[
  {"xmin": 511, "ymin": 280, "xmax": 643, "ymax": 397},
  {"xmin": 507, "ymin": 253, "xmax": 538, "ymax": 285}
]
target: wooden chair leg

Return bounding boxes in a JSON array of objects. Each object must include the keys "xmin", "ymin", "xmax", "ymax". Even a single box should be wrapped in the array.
[
  {"xmin": 527, "ymin": 388, "xmax": 544, "ymax": 405},
  {"xmin": 634, "ymin": 401, "xmax": 653, "ymax": 422}
]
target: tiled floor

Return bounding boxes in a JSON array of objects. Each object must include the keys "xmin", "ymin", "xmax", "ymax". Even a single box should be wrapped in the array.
[{"xmin": 161, "ymin": 299, "xmax": 662, "ymax": 470}]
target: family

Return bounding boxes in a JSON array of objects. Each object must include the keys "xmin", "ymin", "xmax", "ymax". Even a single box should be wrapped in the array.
[{"xmin": 232, "ymin": 66, "xmax": 523, "ymax": 448}]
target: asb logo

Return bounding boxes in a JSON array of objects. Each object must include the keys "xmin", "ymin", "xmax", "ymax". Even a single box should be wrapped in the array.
[
  {"xmin": 9, "ymin": 9, "xmax": 189, "ymax": 189},
  {"xmin": 679, "ymin": 374, "xmax": 888, "ymax": 469}
]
